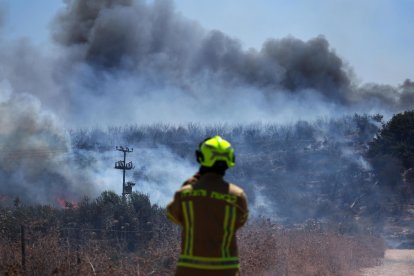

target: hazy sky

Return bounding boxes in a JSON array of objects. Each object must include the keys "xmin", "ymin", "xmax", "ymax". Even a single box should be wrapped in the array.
[{"xmin": 1, "ymin": 0, "xmax": 413, "ymax": 86}]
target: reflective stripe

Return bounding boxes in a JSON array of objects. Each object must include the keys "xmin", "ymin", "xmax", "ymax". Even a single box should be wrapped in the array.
[
  {"xmin": 221, "ymin": 205, "xmax": 230, "ymax": 257},
  {"xmin": 181, "ymin": 201, "xmax": 194, "ymax": 256},
  {"xmin": 178, "ymin": 255, "xmax": 240, "ymax": 270},
  {"xmin": 188, "ymin": 201, "xmax": 194, "ymax": 255},
  {"xmin": 221, "ymin": 205, "xmax": 236, "ymax": 257},
  {"xmin": 166, "ymin": 211, "xmax": 180, "ymax": 224},
  {"xmin": 226, "ymin": 206, "xmax": 237, "ymax": 255}
]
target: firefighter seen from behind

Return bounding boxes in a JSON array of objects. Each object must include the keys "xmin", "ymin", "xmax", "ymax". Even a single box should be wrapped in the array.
[{"xmin": 167, "ymin": 136, "xmax": 249, "ymax": 276}]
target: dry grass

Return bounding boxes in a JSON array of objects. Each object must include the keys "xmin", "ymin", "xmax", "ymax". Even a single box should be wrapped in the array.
[
  {"xmin": 0, "ymin": 227, "xmax": 179, "ymax": 276},
  {"xmin": 239, "ymin": 220, "xmax": 385, "ymax": 276},
  {"xmin": 0, "ymin": 221, "xmax": 384, "ymax": 276}
]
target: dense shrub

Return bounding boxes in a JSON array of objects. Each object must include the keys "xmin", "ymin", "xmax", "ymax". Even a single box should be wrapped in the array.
[
  {"xmin": 368, "ymin": 111, "xmax": 414, "ymax": 194},
  {"xmin": 368, "ymin": 111, "xmax": 414, "ymax": 169},
  {"xmin": 0, "ymin": 191, "xmax": 172, "ymax": 253}
]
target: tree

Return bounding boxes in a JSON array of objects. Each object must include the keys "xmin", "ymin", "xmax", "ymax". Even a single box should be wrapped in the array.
[
  {"xmin": 368, "ymin": 111, "xmax": 414, "ymax": 197},
  {"xmin": 369, "ymin": 111, "xmax": 414, "ymax": 169}
]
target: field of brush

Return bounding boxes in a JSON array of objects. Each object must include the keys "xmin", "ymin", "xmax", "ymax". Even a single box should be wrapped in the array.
[
  {"xmin": 1, "ymin": 114, "xmax": 403, "ymax": 275},
  {"xmin": 0, "ymin": 194, "xmax": 384, "ymax": 275}
]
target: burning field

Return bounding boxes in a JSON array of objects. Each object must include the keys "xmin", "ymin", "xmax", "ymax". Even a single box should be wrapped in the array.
[
  {"xmin": 0, "ymin": 0, "xmax": 413, "ymax": 211},
  {"xmin": 1, "ymin": 0, "xmax": 414, "ymax": 275}
]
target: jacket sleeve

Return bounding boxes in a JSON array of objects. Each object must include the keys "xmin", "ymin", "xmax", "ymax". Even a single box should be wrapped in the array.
[
  {"xmin": 166, "ymin": 191, "xmax": 182, "ymax": 225},
  {"xmin": 236, "ymin": 192, "xmax": 249, "ymax": 228}
]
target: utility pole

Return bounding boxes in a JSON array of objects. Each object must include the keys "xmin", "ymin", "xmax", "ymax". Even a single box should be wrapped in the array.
[
  {"xmin": 21, "ymin": 225, "xmax": 26, "ymax": 274},
  {"xmin": 114, "ymin": 146, "xmax": 135, "ymax": 198}
]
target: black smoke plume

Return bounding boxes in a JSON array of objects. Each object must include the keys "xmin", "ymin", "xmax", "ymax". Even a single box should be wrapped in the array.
[{"xmin": 49, "ymin": 0, "xmax": 412, "ymax": 117}]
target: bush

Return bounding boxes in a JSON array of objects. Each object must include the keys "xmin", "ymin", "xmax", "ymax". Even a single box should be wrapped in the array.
[{"xmin": 368, "ymin": 110, "xmax": 414, "ymax": 200}]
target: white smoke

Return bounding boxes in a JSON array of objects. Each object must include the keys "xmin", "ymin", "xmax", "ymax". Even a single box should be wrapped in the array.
[
  {"xmin": 77, "ymin": 145, "xmax": 197, "ymax": 205},
  {"xmin": 0, "ymin": 84, "xmax": 97, "ymax": 204},
  {"xmin": 131, "ymin": 146, "xmax": 197, "ymax": 204},
  {"xmin": 0, "ymin": 0, "xmax": 412, "ymax": 205}
]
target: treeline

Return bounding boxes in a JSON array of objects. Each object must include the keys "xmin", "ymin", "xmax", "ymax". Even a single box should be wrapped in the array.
[
  {"xmin": 4, "ymin": 111, "xmax": 411, "ymax": 233},
  {"xmin": 368, "ymin": 110, "xmax": 414, "ymax": 199},
  {"xmin": 0, "ymin": 191, "xmax": 172, "ymax": 252},
  {"xmin": 70, "ymin": 114, "xmax": 391, "ymax": 226}
]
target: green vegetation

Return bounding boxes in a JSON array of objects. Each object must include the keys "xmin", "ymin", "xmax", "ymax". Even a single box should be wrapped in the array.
[
  {"xmin": 369, "ymin": 111, "xmax": 414, "ymax": 169},
  {"xmin": 368, "ymin": 110, "xmax": 414, "ymax": 200},
  {"xmin": 0, "ymin": 191, "xmax": 171, "ymax": 252}
]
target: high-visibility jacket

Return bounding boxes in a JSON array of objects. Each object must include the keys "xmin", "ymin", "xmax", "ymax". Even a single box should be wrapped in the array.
[{"xmin": 166, "ymin": 172, "xmax": 249, "ymax": 273}]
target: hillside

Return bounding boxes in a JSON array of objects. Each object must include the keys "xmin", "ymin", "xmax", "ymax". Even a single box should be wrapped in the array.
[
  {"xmin": 2, "ymin": 113, "xmax": 414, "ymax": 274},
  {"xmin": 67, "ymin": 114, "xmax": 386, "ymax": 225},
  {"xmin": 3, "ymin": 113, "xmax": 412, "ymax": 232}
]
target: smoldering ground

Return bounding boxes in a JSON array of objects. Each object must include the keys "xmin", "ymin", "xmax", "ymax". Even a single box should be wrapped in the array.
[{"xmin": 0, "ymin": 0, "xmax": 412, "ymax": 211}]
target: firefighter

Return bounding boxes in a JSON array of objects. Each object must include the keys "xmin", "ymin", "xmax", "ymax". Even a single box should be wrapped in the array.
[{"xmin": 167, "ymin": 136, "xmax": 249, "ymax": 276}]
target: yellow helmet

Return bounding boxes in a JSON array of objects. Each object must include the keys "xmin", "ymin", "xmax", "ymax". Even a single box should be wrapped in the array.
[{"xmin": 195, "ymin": 136, "xmax": 235, "ymax": 168}]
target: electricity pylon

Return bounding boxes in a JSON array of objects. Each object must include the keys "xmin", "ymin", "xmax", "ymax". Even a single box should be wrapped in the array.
[{"xmin": 115, "ymin": 146, "xmax": 135, "ymax": 198}]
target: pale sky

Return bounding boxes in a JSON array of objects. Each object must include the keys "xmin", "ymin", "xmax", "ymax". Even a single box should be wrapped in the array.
[{"xmin": 1, "ymin": 0, "xmax": 413, "ymax": 86}]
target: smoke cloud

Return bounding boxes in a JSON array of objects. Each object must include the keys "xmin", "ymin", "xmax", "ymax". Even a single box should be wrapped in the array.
[
  {"xmin": 0, "ymin": 86, "xmax": 97, "ymax": 204},
  {"xmin": 0, "ymin": 4, "xmax": 5, "ymax": 31},
  {"xmin": 1, "ymin": 0, "xmax": 409, "ymax": 128},
  {"xmin": 0, "ymin": 0, "xmax": 411, "ymax": 126},
  {"xmin": 46, "ymin": 0, "xmax": 413, "ymax": 126},
  {"xmin": 0, "ymin": 0, "xmax": 412, "ymax": 206}
]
